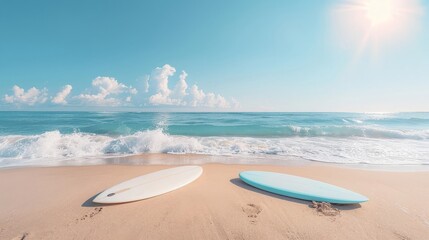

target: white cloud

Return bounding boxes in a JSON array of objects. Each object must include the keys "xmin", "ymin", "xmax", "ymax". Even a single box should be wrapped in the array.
[
  {"xmin": 4, "ymin": 85, "xmax": 48, "ymax": 106},
  {"xmin": 174, "ymin": 71, "xmax": 189, "ymax": 97},
  {"xmin": 149, "ymin": 64, "xmax": 177, "ymax": 105},
  {"xmin": 147, "ymin": 64, "xmax": 238, "ymax": 108},
  {"xmin": 189, "ymin": 85, "xmax": 230, "ymax": 108},
  {"xmin": 52, "ymin": 84, "xmax": 72, "ymax": 105},
  {"xmin": 76, "ymin": 77, "xmax": 137, "ymax": 106},
  {"xmin": 189, "ymin": 84, "xmax": 205, "ymax": 105}
]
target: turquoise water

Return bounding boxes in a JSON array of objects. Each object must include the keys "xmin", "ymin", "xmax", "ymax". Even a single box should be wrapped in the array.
[{"xmin": 0, "ymin": 112, "xmax": 428, "ymax": 167}]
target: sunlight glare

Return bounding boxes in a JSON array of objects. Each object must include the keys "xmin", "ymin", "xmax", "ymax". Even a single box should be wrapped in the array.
[
  {"xmin": 332, "ymin": 0, "xmax": 423, "ymax": 59},
  {"xmin": 365, "ymin": 0, "xmax": 394, "ymax": 25}
]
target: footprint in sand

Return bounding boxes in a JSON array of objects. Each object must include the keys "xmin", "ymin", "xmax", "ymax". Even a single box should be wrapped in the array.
[
  {"xmin": 76, "ymin": 207, "xmax": 103, "ymax": 222},
  {"xmin": 242, "ymin": 203, "xmax": 262, "ymax": 224},
  {"xmin": 310, "ymin": 201, "xmax": 340, "ymax": 217}
]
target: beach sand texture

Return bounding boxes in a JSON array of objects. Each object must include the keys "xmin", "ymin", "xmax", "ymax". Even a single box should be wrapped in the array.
[{"xmin": 1, "ymin": 163, "xmax": 428, "ymax": 240}]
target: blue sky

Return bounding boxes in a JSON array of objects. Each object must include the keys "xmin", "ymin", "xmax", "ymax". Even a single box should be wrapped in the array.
[{"xmin": 0, "ymin": 0, "xmax": 428, "ymax": 111}]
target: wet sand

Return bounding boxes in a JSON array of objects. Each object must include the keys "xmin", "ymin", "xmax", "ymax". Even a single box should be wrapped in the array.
[{"xmin": 1, "ymin": 162, "xmax": 428, "ymax": 240}]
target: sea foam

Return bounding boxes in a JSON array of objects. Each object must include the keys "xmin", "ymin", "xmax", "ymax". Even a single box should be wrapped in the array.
[{"xmin": 1, "ymin": 129, "xmax": 428, "ymax": 167}]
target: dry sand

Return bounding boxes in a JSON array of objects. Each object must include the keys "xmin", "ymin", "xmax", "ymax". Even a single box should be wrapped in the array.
[{"xmin": 1, "ymin": 163, "xmax": 429, "ymax": 240}]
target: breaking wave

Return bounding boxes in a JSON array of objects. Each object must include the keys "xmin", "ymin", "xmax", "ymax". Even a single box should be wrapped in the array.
[
  {"xmin": 1, "ymin": 128, "xmax": 428, "ymax": 167},
  {"xmin": 277, "ymin": 125, "xmax": 429, "ymax": 140}
]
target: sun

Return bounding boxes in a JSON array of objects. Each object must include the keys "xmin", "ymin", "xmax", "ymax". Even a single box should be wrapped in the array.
[
  {"xmin": 365, "ymin": 0, "xmax": 395, "ymax": 26},
  {"xmin": 332, "ymin": 0, "xmax": 423, "ymax": 58}
]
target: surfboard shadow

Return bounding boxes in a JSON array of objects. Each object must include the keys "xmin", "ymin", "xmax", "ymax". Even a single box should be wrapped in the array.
[
  {"xmin": 82, "ymin": 192, "xmax": 105, "ymax": 207},
  {"xmin": 82, "ymin": 192, "xmax": 130, "ymax": 207},
  {"xmin": 82, "ymin": 192, "xmax": 151, "ymax": 207},
  {"xmin": 230, "ymin": 178, "xmax": 362, "ymax": 211}
]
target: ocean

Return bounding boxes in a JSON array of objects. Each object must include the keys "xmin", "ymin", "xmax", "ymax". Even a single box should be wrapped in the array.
[{"xmin": 0, "ymin": 112, "xmax": 428, "ymax": 167}]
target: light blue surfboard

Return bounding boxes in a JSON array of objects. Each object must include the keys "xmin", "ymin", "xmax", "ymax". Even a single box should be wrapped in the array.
[{"xmin": 239, "ymin": 171, "xmax": 368, "ymax": 204}]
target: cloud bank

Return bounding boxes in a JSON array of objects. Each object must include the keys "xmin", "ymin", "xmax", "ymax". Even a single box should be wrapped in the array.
[
  {"xmin": 2, "ymin": 64, "xmax": 239, "ymax": 109},
  {"xmin": 4, "ymin": 85, "xmax": 48, "ymax": 106}
]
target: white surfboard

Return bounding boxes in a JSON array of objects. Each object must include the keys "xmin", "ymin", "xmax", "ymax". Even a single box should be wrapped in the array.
[{"xmin": 93, "ymin": 166, "xmax": 203, "ymax": 204}]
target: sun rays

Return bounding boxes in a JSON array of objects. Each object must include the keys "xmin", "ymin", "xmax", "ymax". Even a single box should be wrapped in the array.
[{"xmin": 332, "ymin": 0, "xmax": 423, "ymax": 61}]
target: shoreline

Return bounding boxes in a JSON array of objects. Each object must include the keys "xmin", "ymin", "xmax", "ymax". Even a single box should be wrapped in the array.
[
  {"xmin": 1, "ymin": 161, "xmax": 429, "ymax": 239},
  {"xmin": 2, "ymin": 153, "xmax": 429, "ymax": 172}
]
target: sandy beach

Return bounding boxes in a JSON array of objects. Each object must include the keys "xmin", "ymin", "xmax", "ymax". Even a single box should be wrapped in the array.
[
  {"xmin": 2, "ymin": 0, "xmax": 429, "ymax": 237},
  {"xmin": 1, "ymin": 161, "xmax": 428, "ymax": 240}
]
